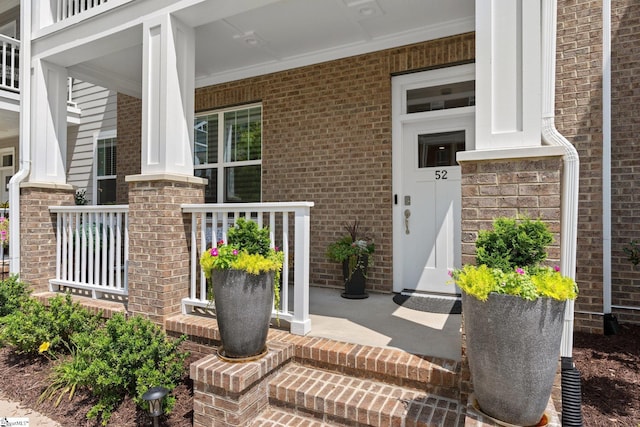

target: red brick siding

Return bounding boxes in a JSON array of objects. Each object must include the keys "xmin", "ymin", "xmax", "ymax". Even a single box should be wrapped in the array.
[
  {"xmin": 556, "ymin": 0, "xmax": 605, "ymax": 333},
  {"xmin": 194, "ymin": 33, "xmax": 475, "ymax": 292},
  {"xmin": 460, "ymin": 158, "xmax": 563, "ymax": 268},
  {"xmin": 610, "ymin": 1, "xmax": 640, "ymax": 324},
  {"xmin": 20, "ymin": 187, "xmax": 75, "ymax": 292},
  {"xmin": 127, "ymin": 180, "xmax": 204, "ymax": 324},
  {"xmin": 116, "ymin": 93, "xmax": 142, "ymax": 204}
]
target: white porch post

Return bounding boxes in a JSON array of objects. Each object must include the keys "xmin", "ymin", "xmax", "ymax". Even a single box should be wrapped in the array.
[
  {"xmin": 127, "ymin": 13, "xmax": 203, "ymax": 325},
  {"xmin": 30, "ymin": 59, "xmax": 69, "ymax": 184},
  {"xmin": 141, "ymin": 13, "xmax": 195, "ymax": 177},
  {"xmin": 475, "ymin": 0, "xmax": 541, "ymax": 149}
]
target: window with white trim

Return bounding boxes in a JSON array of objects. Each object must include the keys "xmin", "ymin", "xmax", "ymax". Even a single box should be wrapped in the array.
[
  {"xmin": 96, "ymin": 135, "xmax": 116, "ymax": 204},
  {"xmin": 194, "ymin": 105, "xmax": 262, "ymax": 203}
]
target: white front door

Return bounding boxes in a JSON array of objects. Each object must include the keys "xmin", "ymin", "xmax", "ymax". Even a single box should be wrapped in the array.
[{"xmin": 395, "ymin": 113, "xmax": 473, "ymax": 294}]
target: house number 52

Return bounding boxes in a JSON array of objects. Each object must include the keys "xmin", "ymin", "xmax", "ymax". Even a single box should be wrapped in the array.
[{"xmin": 435, "ymin": 170, "xmax": 448, "ymax": 180}]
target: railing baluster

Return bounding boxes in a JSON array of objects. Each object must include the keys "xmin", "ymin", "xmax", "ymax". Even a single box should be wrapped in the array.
[
  {"xmin": 115, "ymin": 212, "xmax": 122, "ymax": 290},
  {"xmin": 87, "ymin": 212, "xmax": 96, "ymax": 285},
  {"xmin": 281, "ymin": 212, "xmax": 289, "ymax": 314}
]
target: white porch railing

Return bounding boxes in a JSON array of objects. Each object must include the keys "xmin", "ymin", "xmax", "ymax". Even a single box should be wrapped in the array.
[
  {"xmin": 49, "ymin": 205, "xmax": 129, "ymax": 299},
  {"xmin": 181, "ymin": 202, "xmax": 314, "ymax": 336},
  {"xmin": 0, "ymin": 35, "xmax": 19, "ymax": 93},
  {"xmin": 55, "ymin": 0, "xmax": 109, "ymax": 22}
]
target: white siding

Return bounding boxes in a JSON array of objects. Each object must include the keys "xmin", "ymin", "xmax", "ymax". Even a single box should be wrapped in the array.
[{"xmin": 66, "ymin": 80, "xmax": 117, "ymax": 205}]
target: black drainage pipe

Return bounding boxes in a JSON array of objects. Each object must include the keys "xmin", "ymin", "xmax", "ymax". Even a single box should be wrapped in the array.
[{"xmin": 561, "ymin": 357, "xmax": 583, "ymax": 427}]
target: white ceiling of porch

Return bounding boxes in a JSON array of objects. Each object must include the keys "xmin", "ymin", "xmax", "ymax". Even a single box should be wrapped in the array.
[{"xmin": 70, "ymin": 0, "xmax": 474, "ymax": 96}]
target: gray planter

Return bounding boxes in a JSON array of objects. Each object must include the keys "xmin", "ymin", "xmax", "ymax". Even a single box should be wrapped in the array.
[
  {"xmin": 462, "ymin": 292, "xmax": 566, "ymax": 426},
  {"xmin": 212, "ymin": 269, "xmax": 275, "ymax": 360}
]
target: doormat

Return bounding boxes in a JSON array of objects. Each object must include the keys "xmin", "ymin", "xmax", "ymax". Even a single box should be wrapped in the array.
[{"xmin": 392, "ymin": 293, "xmax": 462, "ymax": 314}]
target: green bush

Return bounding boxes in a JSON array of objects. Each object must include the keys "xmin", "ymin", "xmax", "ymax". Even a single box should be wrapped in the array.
[
  {"xmin": 228, "ymin": 217, "xmax": 271, "ymax": 256},
  {"xmin": 0, "ymin": 276, "xmax": 31, "ymax": 317},
  {"xmin": 0, "ymin": 294, "xmax": 102, "ymax": 354},
  {"xmin": 42, "ymin": 313, "xmax": 188, "ymax": 426},
  {"xmin": 475, "ymin": 217, "xmax": 553, "ymax": 270}
]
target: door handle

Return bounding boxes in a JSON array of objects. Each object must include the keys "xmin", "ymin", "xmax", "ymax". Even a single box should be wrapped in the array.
[{"xmin": 404, "ymin": 209, "xmax": 411, "ymax": 234}]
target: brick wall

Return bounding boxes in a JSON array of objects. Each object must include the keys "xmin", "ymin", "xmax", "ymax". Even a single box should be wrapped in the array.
[
  {"xmin": 193, "ymin": 33, "xmax": 475, "ymax": 292},
  {"xmin": 116, "ymin": 93, "xmax": 142, "ymax": 204},
  {"xmin": 556, "ymin": 0, "xmax": 605, "ymax": 333},
  {"xmin": 460, "ymin": 157, "xmax": 563, "ymax": 267},
  {"xmin": 127, "ymin": 179, "xmax": 204, "ymax": 324},
  {"xmin": 20, "ymin": 186, "xmax": 75, "ymax": 292},
  {"xmin": 610, "ymin": 1, "xmax": 640, "ymax": 324}
]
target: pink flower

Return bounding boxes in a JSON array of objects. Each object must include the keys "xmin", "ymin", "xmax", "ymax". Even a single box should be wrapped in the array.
[
  {"xmin": 516, "ymin": 268, "xmax": 525, "ymax": 275},
  {"xmin": 274, "ymin": 246, "xmax": 280, "ymax": 252},
  {"xmin": 217, "ymin": 240, "xmax": 225, "ymax": 246},
  {"xmin": 0, "ymin": 217, "xmax": 5, "ymax": 223},
  {"xmin": 554, "ymin": 265, "xmax": 561, "ymax": 272},
  {"xmin": 210, "ymin": 248, "xmax": 219, "ymax": 257},
  {"xmin": 447, "ymin": 270, "xmax": 453, "ymax": 277},
  {"xmin": 232, "ymin": 249, "xmax": 238, "ymax": 256}
]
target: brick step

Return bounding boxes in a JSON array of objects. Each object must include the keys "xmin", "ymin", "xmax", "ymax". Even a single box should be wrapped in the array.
[
  {"xmin": 267, "ymin": 362, "xmax": 463, "ymax": 427},
  {"xmin": 288, "ymin": 336, "xmax": 461, "ymax": 400},
  {"xmin": 250, "ymin": 407, "xmax": 339, "ymax": 426}
]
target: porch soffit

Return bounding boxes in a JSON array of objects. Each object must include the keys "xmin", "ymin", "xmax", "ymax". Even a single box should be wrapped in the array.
[{"xmin": 32, "ymin": 0, "xmax": 474, "ymax": 95}]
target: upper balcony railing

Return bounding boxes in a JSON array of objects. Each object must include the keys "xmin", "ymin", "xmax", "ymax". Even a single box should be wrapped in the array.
[
  {"xmin": 0, "ymin": 35, "xmax": 19, "ymax": 93},
  {"xmin": 55, "ymin": 0, "xmax": 110, "ymax": 23}
]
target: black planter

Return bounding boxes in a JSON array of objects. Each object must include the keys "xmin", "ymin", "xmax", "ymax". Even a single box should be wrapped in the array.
[
  {"xmin": 341, "ymin": 255, "xmax": 369, "ymax": 299},
  {"xmin": 211, "ymin": 269, "xmax": 274, "ymax": 361},
  {"xmin": 463, "ymin": 292, "xmax": 566, "ymax": 425}
]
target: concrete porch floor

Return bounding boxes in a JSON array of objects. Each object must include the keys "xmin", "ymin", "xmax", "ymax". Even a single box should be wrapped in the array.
[{"xmin": 304, "ymin": 286, "xmax": 462, "ymax": 361}]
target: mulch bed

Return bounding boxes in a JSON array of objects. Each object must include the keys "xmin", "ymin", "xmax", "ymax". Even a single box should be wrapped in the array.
[{"xmin": 0, "ymin": 324, "xmax": 637, "ymax": 426}]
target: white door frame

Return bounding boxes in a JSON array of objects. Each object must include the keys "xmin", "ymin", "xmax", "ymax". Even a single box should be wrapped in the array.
[{"xmin": 391, "ymin": 63, "xmax": 475, "ymax": 293}]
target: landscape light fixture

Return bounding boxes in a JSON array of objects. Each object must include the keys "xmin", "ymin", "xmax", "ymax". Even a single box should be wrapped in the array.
[{"xmin": 142, "ymin": 386, "xmax": 169, "ymax": 427}]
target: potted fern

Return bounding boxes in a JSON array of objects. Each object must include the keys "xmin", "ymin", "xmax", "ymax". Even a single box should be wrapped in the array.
[
  {"xmin": 200, "ymin": 218, "xmax": 283, "ymax": 361},
  {"xmin": 326, "ymin": 220, "xmax": 375, "ymax": 299},
  {"xmin": 450, "ymin": 217, "xmax": 577, "ymax": 426}
]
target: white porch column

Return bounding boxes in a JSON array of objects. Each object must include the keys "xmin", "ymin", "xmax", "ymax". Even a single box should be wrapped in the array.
[
  {"xmin": 475, "ymin": 0, "xmax": 541, "ymax": 149},
  {"xmin": 141, "ymin": 13, "xmax": 195, "ymax": 177},
  {"xmin": 30, "ymin": 59, "xmax": 68, "ymax": 184}
]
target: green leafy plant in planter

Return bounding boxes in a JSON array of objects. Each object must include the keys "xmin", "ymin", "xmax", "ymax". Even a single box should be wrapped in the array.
[
  {"xmin": 623, "ymin": 239, "xmax": 640, "ymax": 267},
  {"xmin": 199, "ymin": 217, "xmax": 284, "ymax": 361},
  {"xmin": 326, "ymin": 220, "xmax": 375, "ymax": 299},
  {"xmin": 450, "ymin": 217, "xmax": 577, "ymax": 426}
]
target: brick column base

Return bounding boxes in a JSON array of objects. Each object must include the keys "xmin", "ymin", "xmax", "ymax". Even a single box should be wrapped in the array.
[
  {"xmin": 19, "ymin": 184, "xmax": 75, "ymax": 292},
  {"xmin": 127, "ymin": 175, "xmax": 205, "ymax": 325},
  {"xmin": 190, "ymin": 342, "xmax": 294, "ymax": 426}
]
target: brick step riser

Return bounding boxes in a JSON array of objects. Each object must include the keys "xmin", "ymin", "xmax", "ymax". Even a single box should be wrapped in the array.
[{"xmin": 267, "ymin": 363, "xmax": 463, "ymax": 427}]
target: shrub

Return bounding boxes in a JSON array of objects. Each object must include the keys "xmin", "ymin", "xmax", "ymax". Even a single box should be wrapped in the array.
[
  {"xmin": 475, "ymin": 217, "xmax": 553, "ymax": 270},
  {"xmin": 227, "ymin": 217, "xmax": 270, "ymax": 257},
  {"xmin": 42, "ymin": 313, "xmax": 188, "ymax": 426},
  {"xmin": 623, "ymin": 239, "xmax": 640, "ymax": 267},
  {"xmin": 0, "ymin": 294, "xmax": 102, "ymax": 354},
  {"xmin": 0, "ymin": 276, "xmax": 31, "ymax": 317}
]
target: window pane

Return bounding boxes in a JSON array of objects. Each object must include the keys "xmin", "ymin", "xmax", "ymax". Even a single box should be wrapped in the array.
[
  {"xmin": 407, "ymin": 81, "xmax": 475, "ymax": 113},
  {"xmin": 418, "ymin": 131, "xmax": 465, "ymax": 168},
  {"xmin": 97, "ymin": 178, "xmax": 116, "ymax": 204},
  {"xmin": 224, "ymin": 107, "xmax": 261, "ymax": 162},
  {"xmin": 194, "ymin": 168, "xmax": 218, "ymax": 203},
  {"xmin": 194, "ymin": 114, "xmax": 218, "ymax": 165},
  {"xmin": 224, "ymin": 165, "xmax": 261, "ymax": 203},
  {"xmin": 2, "ymin": 155, "xmax": 12, "ymax": 167},
  {"xmin": 97, "ymin": 138, "xmax": 116, "ymax": 176}
]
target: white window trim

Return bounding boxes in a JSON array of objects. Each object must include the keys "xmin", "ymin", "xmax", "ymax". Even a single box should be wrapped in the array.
[
  {"xmin": 194, "ymin": 103, "xmax": 262, "ymax": 202},
  {"xmin": 93, "ymin": 130, "xmax": 117, "ymax": 205},
  {"xmin": 0, "ymin": 147, "xmax": 15, "ymax": 201}
]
